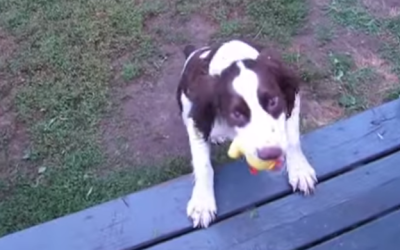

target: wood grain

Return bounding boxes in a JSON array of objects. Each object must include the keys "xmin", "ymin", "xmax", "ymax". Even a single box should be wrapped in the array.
[
  {"xmin": 308, "ymin": 209, "xmax": 400, "ymax": 250},
  {"xmin": 144, "ymin": 152, "xmax": 400, "ymax": 250}
]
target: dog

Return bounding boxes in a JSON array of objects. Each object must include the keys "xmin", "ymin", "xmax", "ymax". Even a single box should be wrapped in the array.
[{"xmin": 177, "ymin": 39, "xmax": 317, "ymax": 228}]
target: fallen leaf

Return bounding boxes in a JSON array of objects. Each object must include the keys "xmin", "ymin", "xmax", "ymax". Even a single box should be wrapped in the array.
[
  {"xmin": 86, "ymin": 187, "xmax": 93, "ymax": 198},
  {"xmin": 38, "ymin": 166, "xmax": 47, "ymax": 174}
]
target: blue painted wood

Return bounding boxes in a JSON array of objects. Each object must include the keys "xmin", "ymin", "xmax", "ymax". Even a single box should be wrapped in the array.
[
  {"xmin": 0, "ymin": 99, "xmax": 399, "ymax": 250},
  {"xmin": 308, "ymin": 209, "xmax": 400, "ymax": 250},
  {"xmin": 143, "ymin": 151, "xmax": 400, "ymax": 250}
]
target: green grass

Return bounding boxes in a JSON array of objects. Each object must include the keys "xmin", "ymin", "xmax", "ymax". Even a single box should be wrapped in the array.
[
  {"xmin": 380, "ymin": 42, "xmax": 400, "ymax": 100},
  {"xmin": 328, "ymin": 52, "xmax": 379, "ymax": 111},
  {"xmin": 0, "ymin": 0, "xmax": 187, "ymax": 236},
  {"xmin": 175, "ymin": 0, "xmax": 204, "ymax": 18},
  {"xmin": 174, "ymin": 0, "xmax": 309, "ymax": 45},
  {"xmin": 325, "ymin": 0, "xmax": 400, "ymax": 104},
  {"xmin": 246, "ymin": 0, "xmax": 309, "ymax": 44},
  {"xmin": 328, "ymin": 51, "xmax": 354, "ymax": 82},
  {"xmin": 122, "ymin": 62, "xmax": 142, "ymax": 81},
  {"xmin": 1, "ymin": 0, "xmax": 163, "ymax": 160},
  {"xmin": 381, "ymin": 17, "xmax": 400, "ymax": 76},
  {"xmin": 337, "ymin": 68, "xmax": 377, "ymax": 110},
  {"xmin": 327, "ymin": 0, "xmax": 382, "ymax": 34},
  {"xmin": 386, "ymin": 16, "xmax": 400, "ymax": 40},
  {"xmin": 385, "ymin": 88, "xmax": 400, "ymax": 101},
  {"xmin": 216, "ymin": 19, "xmax": 245, "ymax": 39},
  {"xmin": 380, "ymin": 17, "xmax": 400, "ymax": 100},
  {"xmin": 0, "ymin": 157, "xmax": 191, "ymax": 236},
  {"xmin": 380, "ymin": 42, "xmax": 400, "ymax": 77}
]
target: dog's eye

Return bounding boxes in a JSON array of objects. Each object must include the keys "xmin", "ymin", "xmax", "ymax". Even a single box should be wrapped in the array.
[
  {"xmin": 261, "ymin": 95, "xmax": 279, "ymax": 112},
  {"xmin": 230, "ymin": 109, "xmax": 248, "ymax": 126},
  {"xmin": 268, "ymin": 96, "xmax": 279, "ymax": 110},
  {"xmin": 231, "ymin": 110, "xmax": 243, "ymax": 120}
]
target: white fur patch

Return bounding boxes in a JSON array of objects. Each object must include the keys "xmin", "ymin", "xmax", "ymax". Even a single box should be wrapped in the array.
[
  {"xmin": 180, "ymin": 93, "xmax": 192, "ymax": 125},
  {"xmin": 209, "ymin": 40, "xmax": 259, "ymax": 76},
  {"xmin": 231, "ymin": 61, "xmax": 288, "ymax": 156},
  {"xmin": 199, "ymin": 50, "xmax": 211, "ymax": 59}
]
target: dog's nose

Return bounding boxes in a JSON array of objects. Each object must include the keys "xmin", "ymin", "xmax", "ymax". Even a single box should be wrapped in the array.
[{"xmin": 256, "ymin": 147, "xmax": 283, "ymax": 160}]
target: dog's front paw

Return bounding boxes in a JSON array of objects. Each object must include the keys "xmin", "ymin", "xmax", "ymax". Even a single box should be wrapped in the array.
[
  {"xmin": 287, "ymin": 158, "xmax": 317, "ymax": 195},
  {"xmin": 187, "ymin": 186, "xmax": 217, "ymax": 228}
]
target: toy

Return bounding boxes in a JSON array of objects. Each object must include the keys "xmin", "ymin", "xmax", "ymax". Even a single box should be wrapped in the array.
[{"xmin": 227, "ymin": 138, "xmax": 282, "ymax": 175}]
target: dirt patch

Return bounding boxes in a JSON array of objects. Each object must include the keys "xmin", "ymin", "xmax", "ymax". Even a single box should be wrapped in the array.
[
  {"xmin": 289, "ymin": 0, "xmax": 399, "ymax": 130},
  {"xmin": 0, "ymin": 28, "xmax": 32, "ymax": 180},
  {"xmin": 103, "ymin": 15, "xmax": 217, "ymax": 166},
  {"xmin": 350, "ymin": 46, "xmax": 399, "ymax": 103},
  {"xmin": 286, "ymin": 1, "xmax": 346, "ymax": 129},
  {"xmin": 301, "ymin": 93, "xmax": 344, "ymax": 130}
]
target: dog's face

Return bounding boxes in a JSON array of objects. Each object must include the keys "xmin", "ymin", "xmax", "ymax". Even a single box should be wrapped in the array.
[
  {"xmin": 178, "ymin": 42, "xmax": 299, "ymax": 161},
  {"xmin": 216, "ymin": 50, "xmax": 298, "ymax": 161}
]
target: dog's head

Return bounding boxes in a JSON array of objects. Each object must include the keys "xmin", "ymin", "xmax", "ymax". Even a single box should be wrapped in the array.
[{"xmin": 180, "ymin": 43, "xmax": 300, "ymax": 161}]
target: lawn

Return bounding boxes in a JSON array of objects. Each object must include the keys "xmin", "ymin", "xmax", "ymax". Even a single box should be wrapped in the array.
[{"xmin": 0, "ymin": 0, "xmax": 399, "ymax": 237}]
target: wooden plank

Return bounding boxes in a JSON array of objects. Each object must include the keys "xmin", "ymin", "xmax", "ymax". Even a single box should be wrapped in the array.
[
  {"xmin": 308, "ymin": 209, "xmax": 400, "ymax": 250},
  {"xmin": 0, "ymin": 99, "xmax": 399, "ymax": 250},
  {"xmin": 144, "ymin": 151, "xmax": 400, "ymax": 250}
]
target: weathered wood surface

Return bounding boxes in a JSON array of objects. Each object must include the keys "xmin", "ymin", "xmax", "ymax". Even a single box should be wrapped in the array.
[
  {"xmin": 146, "ymin": 151, "xmax": 400, "ymax": 250},
  {"xmin": 308, "ymin": 209, "xmax": 400, "ymax": 250},
  {"xmin": 0, "ymin": 99, "xmax": 399, "ymax": 250}
]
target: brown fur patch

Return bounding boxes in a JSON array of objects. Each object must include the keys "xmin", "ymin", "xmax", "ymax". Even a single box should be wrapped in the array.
[
  {"xmin": 177, "ymin": 46, "xmax": 220, "ymax": 138},
  {"xmin": 256, "ymin": 48, "xmax": 300, "ymax": 117}
]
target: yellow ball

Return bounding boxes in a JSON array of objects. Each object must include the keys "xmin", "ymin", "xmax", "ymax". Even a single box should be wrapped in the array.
[
  {"xmin": 245, "ymin": 155, "xmax": 276, "ymax": 170},
  {"xmin": 227, "ymin": 139, "xmax": 277, "ymax": 171}
]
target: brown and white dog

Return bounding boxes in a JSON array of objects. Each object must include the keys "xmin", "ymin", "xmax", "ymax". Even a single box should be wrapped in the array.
[{"xmin": 177, "ymin": 39, "xmax": 317, "ymax": 228}]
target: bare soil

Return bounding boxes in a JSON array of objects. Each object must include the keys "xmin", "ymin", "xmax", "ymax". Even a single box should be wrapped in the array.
[
  {"xmin": 0, "ymin": 28, "xmax": 31, "ymax": 180},
  {"xmin": 293, "ymin": 0, "xmax": 398, "ymax": 130},
  {"xmin": 102, "ymin": 15, "xmax": 218, "ymax": 166}
]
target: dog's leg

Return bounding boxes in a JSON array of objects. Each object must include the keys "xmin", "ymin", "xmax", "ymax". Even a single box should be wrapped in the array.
[
  {"xmin": 181, "ymin": 95, "xmax": 217, "ymax": 228},
  {"xmin": 185, "ymin": 118, "xmax": 217, "ymax": 227},
  {"xmin": 285, "ymin": 94, "xmax": 317, "ymax": 194}
]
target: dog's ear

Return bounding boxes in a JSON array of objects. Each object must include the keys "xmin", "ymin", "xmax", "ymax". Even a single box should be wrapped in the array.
[
  {"xmin": 257, "ymin": 48, "xmax": 300, "ymax": 117},
  {"xmin": 180, "ymin": 52, "xmax": 219, "ymax": 139},
  {"xmin": 183, "ymin": 45, "xmax": 196, "ymax": 59}
]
